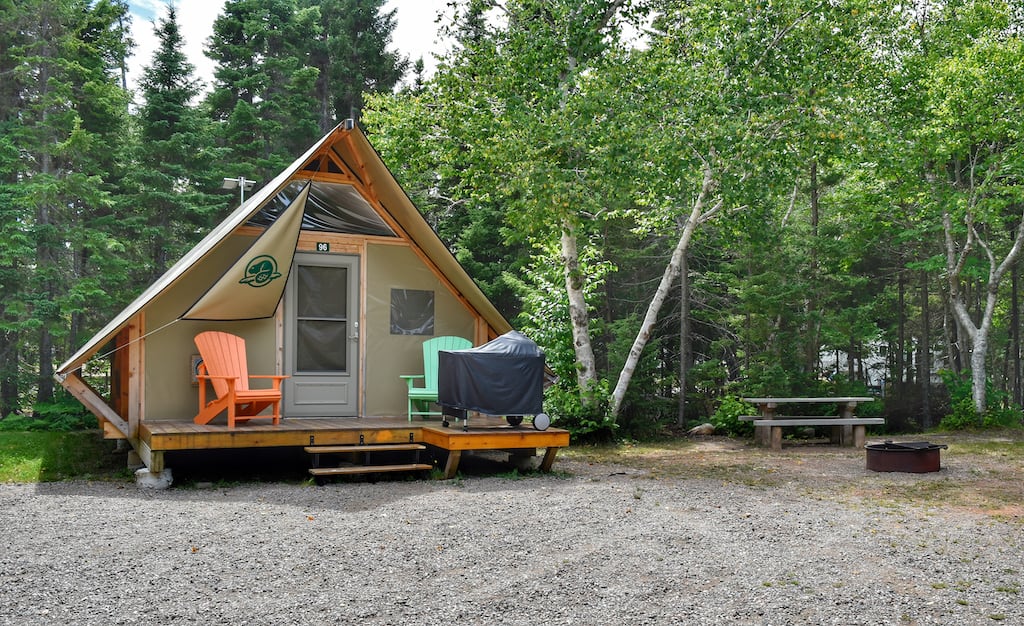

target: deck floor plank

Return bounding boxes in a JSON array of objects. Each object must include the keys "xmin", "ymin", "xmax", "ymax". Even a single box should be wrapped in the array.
[{"xmin": 141, "ymin": 417, "xmax": 568, "ymax": 452}]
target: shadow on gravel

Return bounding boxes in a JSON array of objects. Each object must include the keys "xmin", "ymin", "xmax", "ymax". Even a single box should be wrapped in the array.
[
  {"xmin": 26, "ymin": 444, "xmax": 573, "ymax": 517},
  {"xmin": 161, "ymin": 447, "xmax": 545, "ymax": 484},
  {"xmin": 30, "ymin": 442, "xmax": 559, "ymax": 495},
  {"xmin": 164, "ymin": 446, "xmax": 312, "ymax": 484}
]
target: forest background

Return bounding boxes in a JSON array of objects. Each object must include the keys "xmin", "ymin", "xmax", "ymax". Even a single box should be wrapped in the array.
[{"xmin": 3, "ymin": 0, "xmax": 1024, "ymax": 440}]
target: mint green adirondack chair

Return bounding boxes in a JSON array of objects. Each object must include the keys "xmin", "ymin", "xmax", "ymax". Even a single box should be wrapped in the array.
[{"xmin": 401, "ymin": 336, "xmax": 472, "ymax": 421}]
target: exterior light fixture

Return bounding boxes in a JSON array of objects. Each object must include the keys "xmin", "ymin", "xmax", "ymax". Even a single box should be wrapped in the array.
[{"xmin": 222, "ymin": 176, "xmax": 256, "ymax": 205}]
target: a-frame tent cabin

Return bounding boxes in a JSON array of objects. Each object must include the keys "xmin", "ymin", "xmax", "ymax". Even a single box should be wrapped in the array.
[{"xmin": 56, "ymin": 120, "xmax": 568, "ymax": 479}]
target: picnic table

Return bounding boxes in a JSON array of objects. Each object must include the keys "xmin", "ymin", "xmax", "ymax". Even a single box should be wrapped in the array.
[{"xmin": 741, "ymin": 397, "xmax": 883, "ymax": 451}]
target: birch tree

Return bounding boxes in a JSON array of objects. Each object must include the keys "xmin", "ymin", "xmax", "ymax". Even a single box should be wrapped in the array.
[
  {"xmin": 934, "ymin": 52, "xmax": 1024, "ymax": 415},
  {"xmin": 607, "ymin": 0, "xmax": 873, "ymax": 419},
  {"xmin": 368, "ymin": 0, "xmax": 637, "ymax": 410},
  {"xmin": 917, "ymin": 4, "xmax": 1024, "ymax": 415}
]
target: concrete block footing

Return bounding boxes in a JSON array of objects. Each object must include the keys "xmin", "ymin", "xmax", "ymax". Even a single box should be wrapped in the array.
[{"xmin": 135, "ymin": 467, "xmax": 173, "ymax": 490}]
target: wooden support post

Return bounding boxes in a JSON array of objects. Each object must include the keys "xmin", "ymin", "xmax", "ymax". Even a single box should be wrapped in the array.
[
  {"xmin": 754, "ymin": 425, "xmax": 768, "ymax": 446},
  {"xmin": 539, "ymin": 447, "xmax": 561, "ymax": 472},
  {"xmin": 60, "ymin": 372, "xmax": 131, "ymax": 438},
  {"xmin": 840, "ymin": 402, "xmax": 856, "ymax": 445},
  {"xmin": 442, "ymin": 450, "xmax": 462, "ymax": 479},
  {"xmin": 770, "ymin": 426, "xmax": 782, "ymax": 451},
  {"xmin": 842, "ymin": 424, "xmax": 854, "ymax": 446},
  {"xmin": 136, "ymin": 439, "xmax": 165, "ymax": 473},
  {"xmin": 127, "ymin": 319, "xmax": 143, "ymax": 439},
  {"xmin": 754, "ymin": 401, "xmax": 776, "ymax": 447}
]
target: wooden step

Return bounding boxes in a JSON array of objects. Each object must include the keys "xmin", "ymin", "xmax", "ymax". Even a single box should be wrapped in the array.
[
  {"xmin": 304, "ymin": 444, "xmax": 426, "ymax": 454},
  {"xmin": 309, "ymin": 463, "xmax": 433, "ymax": 477}
]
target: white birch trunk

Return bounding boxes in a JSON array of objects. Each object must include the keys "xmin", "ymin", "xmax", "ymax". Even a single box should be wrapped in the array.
[
  {"xmin": 609, "ymin": 163, "xmax": 718, "ymax": 420},
  {"xmin": 943, "ymin": 207, "xmax": 1024, "ymax": 415},
  {"xmin": 561, "ymin": 221, "xmax": 599, "ymax": 404}
]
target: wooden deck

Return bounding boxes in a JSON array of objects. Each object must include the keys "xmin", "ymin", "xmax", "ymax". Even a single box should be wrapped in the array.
[{"xmin": 139, "ymin": 416, "xmax": 570, "ymax": 479}]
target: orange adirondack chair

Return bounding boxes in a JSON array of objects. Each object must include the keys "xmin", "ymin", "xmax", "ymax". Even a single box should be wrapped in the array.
[{"xmin": 193, "ymin": 331, "xmax": 288, "ymax": 428}]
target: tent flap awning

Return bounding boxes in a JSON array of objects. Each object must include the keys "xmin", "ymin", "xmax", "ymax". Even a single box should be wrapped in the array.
[{"xmin": 181, "ymin": 182, "xmax": 309, "ymax": 321}]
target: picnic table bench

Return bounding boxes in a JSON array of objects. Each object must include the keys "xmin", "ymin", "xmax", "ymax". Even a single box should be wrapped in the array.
[{"xmin": 741, "ymin": 397, "xmax": 883, "ymax": 451}]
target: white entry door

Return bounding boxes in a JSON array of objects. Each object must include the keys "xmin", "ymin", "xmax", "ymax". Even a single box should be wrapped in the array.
[{"xmin": 284, "ymin": 253, "xmax": 359, "ymax": 416}]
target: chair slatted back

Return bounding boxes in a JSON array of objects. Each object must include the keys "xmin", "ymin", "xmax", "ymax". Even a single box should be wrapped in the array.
[
  {"xmin": 422, "ymin": 336, "xmax": 472, "ymax": 389},
  {"xmin": 194, "ymin": 331, "xmax": 251, "ymax": 398}
]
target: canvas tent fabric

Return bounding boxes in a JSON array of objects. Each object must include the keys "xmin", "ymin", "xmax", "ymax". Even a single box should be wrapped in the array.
[
  {"xmin": 56, "ymin": 120, "xmax": 512, "ymax": 378},
  {"xmin": 437, "ymin": 331, "xmax": 545, "ymax": 416},
  {"xmin": 182, "ymin": 181, "xmax": 310, "ymax": 321},
  {"xmin": 56, "ymin": 124, "xmax": 344, "ymax": 375}
]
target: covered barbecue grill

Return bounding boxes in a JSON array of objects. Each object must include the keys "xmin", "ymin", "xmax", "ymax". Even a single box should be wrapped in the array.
[{"xmin": 438, "ymin": 331, "xmax": 549, "ymax": 430}]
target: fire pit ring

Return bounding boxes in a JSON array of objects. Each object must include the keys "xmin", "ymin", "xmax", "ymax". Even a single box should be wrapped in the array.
[{"xmin": 865, "ymin": 441, "xmax": 948, "ymax": 473}]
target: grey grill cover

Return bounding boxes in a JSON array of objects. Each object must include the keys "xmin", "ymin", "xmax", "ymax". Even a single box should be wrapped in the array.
[{"xmin": 438, "ymin": 331, "xmax": 545, "ymax": 415}]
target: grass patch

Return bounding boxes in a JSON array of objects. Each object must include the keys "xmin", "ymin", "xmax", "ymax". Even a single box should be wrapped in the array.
[
  {"xmin": 946, "ymin": 437, "xmax": 1024, "ymax": 461},
  {"xmin": 0, "ymin": 431, "xmax": 129, "ymax": 483}
]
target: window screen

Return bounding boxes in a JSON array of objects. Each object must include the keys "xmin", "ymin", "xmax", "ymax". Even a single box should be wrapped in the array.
[{"xmin": 390, "ymin": 289, "xmax": 434, "ymax": 335}]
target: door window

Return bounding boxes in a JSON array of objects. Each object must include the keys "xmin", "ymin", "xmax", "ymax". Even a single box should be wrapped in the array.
[{"xmin": 295, "ymin": 265, "xmax": 348, "ymax": 372}]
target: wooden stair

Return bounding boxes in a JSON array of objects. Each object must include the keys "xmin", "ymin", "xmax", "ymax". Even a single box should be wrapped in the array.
[
  {"xmin": 308, "ymin": 463, "xmax": 433, "ymax": 477},
  {"xmin": 305, "ymin": 442, "xmax": 432, "ymax": 482}
]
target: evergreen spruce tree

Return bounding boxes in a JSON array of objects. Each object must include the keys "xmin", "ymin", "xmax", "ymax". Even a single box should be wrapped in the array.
[
  {"xmin": 0, "ymin": 0, "xmax": 131, "ymax": 410},
  {"xmin": 301, "ymin": 0, "xmax": 407, "ymax": 130},
  {"xmin": 205, "ymin": 0, "xmax": 321, "ymax": 186},
  {"xmin": 130, "ymin": 5, "xmax": 222, "ymax": 282}
]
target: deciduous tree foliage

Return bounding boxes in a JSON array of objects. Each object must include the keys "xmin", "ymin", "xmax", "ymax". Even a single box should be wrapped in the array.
[{"xmin": 129, "ymin": 5, "xmax": 223, "ymax": 281}]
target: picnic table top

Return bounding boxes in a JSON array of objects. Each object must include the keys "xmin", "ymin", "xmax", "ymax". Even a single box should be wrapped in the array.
[{"xmin": 742, "ymin": 396, "xmax": 875, "ymax": 404}]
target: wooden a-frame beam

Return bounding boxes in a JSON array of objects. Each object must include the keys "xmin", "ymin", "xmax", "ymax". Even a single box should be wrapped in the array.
[{"xmin": 59, "ymin": 371, "xmax": 131, "ymax": 439}]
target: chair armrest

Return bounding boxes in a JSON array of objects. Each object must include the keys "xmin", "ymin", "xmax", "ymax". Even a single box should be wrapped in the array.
[
  {"xmin": 197, "ymin": 375, "xmax": 238, "ymax": 394},
  {"xmin": 400, "ymin": 374, "xmax": 424, "ymax": 389},
  {"xmin": 249, "ymin": 375, "xmax": 288, "ymax": 390}
]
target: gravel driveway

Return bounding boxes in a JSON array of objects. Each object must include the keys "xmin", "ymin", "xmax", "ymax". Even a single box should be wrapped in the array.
[{"xmin": 1, "ymin": 444, "xmax": 1022, "ymax": 625}]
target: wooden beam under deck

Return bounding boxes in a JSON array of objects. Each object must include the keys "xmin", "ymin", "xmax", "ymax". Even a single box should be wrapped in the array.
[
  {"xmin": 142, "ymin": 417, "xmax": 423, "ymax": 451},
  {"xmin": 139, "ymin": 416, "xmax": 570, "ymax": 479},
  {"xmin": 420, "ymin": 423, "xmax": 570, "ymax": 451},
  {"xmin": 420, "ymin": 421, "xmax": 570, "ymax": 478}
]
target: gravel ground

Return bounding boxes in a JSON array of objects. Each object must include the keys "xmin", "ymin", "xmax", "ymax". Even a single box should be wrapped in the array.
[{"xmin": 1, "ymin": 448, "xmax": 1022, "ymax": 625}]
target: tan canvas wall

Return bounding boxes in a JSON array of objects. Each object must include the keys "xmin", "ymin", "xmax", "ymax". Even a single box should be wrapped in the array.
[
  {"xmin": 363, "ymin": 242, "xmax": 476, "ymax": 417},
  {"xmin": 144, "ymin": 233, "xmax": 278, "ymax": 422}
]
